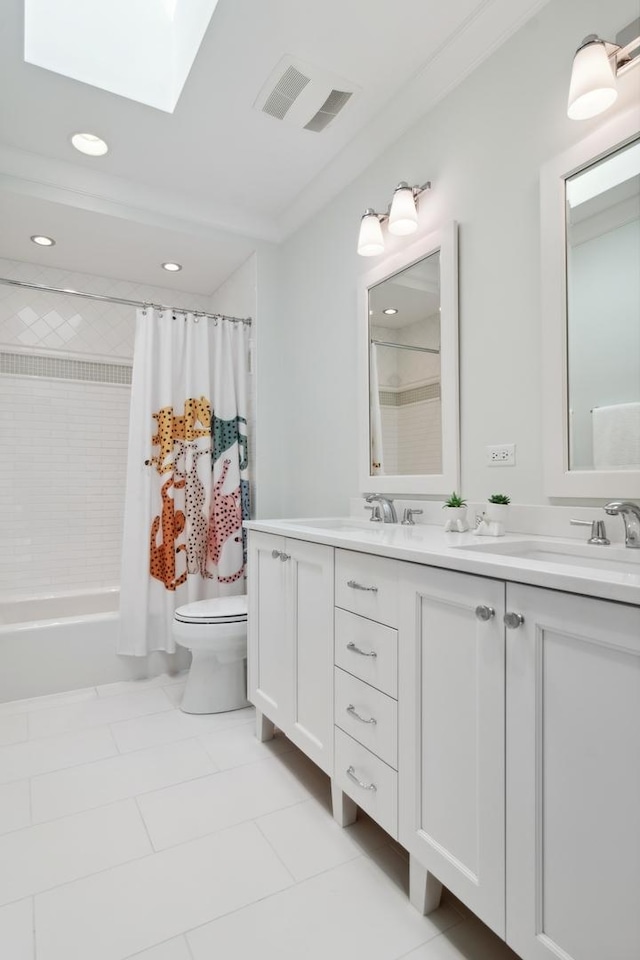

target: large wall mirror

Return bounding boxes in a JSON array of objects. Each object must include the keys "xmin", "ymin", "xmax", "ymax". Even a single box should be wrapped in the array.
[
  {"xmin": 358, "ymin": 222, "xmax": 459, "ymax": 495},
  {"xmin": 541, "ymin": 108, "xmax": 640, "ymax": 498}
]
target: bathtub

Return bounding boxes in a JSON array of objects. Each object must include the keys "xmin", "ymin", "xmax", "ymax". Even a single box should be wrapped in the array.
[{"xmin": 0, "ymin": 588, "xmax": 188, "ymax": 703}]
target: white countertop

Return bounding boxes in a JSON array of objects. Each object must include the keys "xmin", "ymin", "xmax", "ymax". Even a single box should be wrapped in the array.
[{"xmin": 244, "ymin": 517, "xmax": 640, "ymax": 607}]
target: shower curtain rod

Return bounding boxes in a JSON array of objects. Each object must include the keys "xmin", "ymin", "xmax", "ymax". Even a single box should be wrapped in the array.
[
  {"xmin": 0, "ymin": 276, "xmax": 252, "ymax": 325},
  {"xmin": 371, "ymin": 338, "xmax": 439, "ymax": 355}
]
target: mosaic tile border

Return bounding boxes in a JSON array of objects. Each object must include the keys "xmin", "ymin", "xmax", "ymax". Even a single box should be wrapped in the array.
[
  {"xmin": 379, "ymin": 382, "xmax": 441, "ymax": 407},
  {"xmin": 0, "ymin": 351, "xmax": 132, "ymax": 385}
]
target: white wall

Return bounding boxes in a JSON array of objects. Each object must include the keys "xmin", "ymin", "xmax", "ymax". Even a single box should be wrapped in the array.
[{"xmin": 264, "ymin": 0, "xmax": 639, "ymax": 515}]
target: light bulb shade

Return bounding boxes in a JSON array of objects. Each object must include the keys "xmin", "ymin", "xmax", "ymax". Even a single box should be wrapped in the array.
[
  {"xmin": 388, "ymin": 185, "xmax": 418, "ymax": 236},
  {"xmin": 567, "ymin": 39, "xmax": 617, "ymax": 120},
  {"xmin": 357, "ymin": 211, "xmax": 384, "ymax": 256}
]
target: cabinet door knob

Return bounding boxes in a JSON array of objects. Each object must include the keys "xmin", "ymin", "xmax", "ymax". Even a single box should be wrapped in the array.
[
  {"xmin": 346, "ymin": 704, "xmax": 377, "ymax": 725},
  {"xmin": 475, "ymin": 605, "xmax": 495, "ymax": 621},
  {"xmin": 279, "ymin": 553, "xmax": 291, "ymax": 562},
  {"xmin": 271, "ymin": 549, "xmax": 282, "ymax": 559},
  {"xmin": 346, "ymin": 580, "xmax": 378, "ymax": 592},
  {"xmin": 346, "ymin": 765, "xmax": 377, "ymax": 792},
  {"xmin": 504, "ymin": 612, "xmax": 525, "ymax": 629},
  {"xmin": 346, "ymin": 641, "xmax": 377, "ymax": 658}
]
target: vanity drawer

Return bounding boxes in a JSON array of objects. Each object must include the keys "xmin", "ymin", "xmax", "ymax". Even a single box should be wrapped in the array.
[
  {"xmin": 334, "ymin": 608, "xmax": 398, "ymax": 697},
  {"xmin": 334, "ymin": 728, "xmax": 398, "ymax": 839},
  {"xmin": 335, "ymin": 550, "xmax": 399, "ymax": 627},
  {"xmin": 334, "ymin": 668, "xmax": 397, "ymax": 768}
]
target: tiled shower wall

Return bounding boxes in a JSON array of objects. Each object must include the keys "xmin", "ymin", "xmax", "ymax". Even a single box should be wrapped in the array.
[{"xmin": 0, "ymin": 258, "xmax": 211, "ymax": 599}]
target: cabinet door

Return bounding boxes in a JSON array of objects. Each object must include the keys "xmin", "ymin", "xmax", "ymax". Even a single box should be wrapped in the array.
[
  {"xmin": 398, "ymin": 565, "xmax": 506, "ymax": 937},
  {"xmin": 506, "ymin": 584, "xmax": 640, "ymax": 960},
  {"xmin": 247, "ymin": 531, "xmax": 291, "ymax": 728},
  {"xmin": 287, "ymin": 538, "xmax": 334, "ymax": 774}
]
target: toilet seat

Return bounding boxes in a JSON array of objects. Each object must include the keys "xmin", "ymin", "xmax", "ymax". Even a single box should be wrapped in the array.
[{"xmin": 174, "ymin": 596, "xmax": 247, "ymax": 625}]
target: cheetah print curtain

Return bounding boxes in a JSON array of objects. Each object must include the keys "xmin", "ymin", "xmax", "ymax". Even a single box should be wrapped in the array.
[{"xmin": 119, "ymin": 309, "xmax": 250, "ymax": 656}]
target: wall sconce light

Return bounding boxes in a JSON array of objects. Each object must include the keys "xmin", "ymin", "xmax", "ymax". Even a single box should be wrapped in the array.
[
  {"xmin": 357, "ymin": 181, "xmax": 431, "ymax": 256},
  {"xmin": 568, "ymin": 18, "xmax": 640, "ymax": 120}
]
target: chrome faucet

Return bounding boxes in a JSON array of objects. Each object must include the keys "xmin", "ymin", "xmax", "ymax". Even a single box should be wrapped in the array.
[
  {"xmin": 365, "ymin": 494, "xmax": 397, "ymax": 523},
  {"xmin": 604, "ymin": 501, "xmax": 640, "ymax": 548}
]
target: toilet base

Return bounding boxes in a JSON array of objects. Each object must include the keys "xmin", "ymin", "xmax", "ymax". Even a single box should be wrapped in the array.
[{"xmin": 179, "ymin": 649, "xmax": 249, "ymax": 715}]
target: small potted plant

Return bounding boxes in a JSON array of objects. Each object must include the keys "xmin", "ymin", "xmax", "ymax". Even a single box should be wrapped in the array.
[
  {"xmin": 443, "ymin": 492, "xmax": 469, "ymax": 532},
  {"xmin": 486, "ymin": 493, "xmax": 511, "ymax": 525}
]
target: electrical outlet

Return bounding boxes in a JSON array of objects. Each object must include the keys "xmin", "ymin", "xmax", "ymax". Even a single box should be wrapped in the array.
[{"xmin": 487, "ymin": 443, "xmax": 515, "ymax": 466}]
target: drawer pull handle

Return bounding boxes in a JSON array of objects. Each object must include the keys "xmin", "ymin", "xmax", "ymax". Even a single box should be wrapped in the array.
[
  {"xmin": 346, "ymin": 580, "xmax": 378, "ymax": 593},
  {"xmin": 346, "ymin": 704, "xmax": 377, "ymax": 725},
  {"xmin": 346, "ymin": 642, "xmax": 377, "ymax": 658},
  {"xmin": 346, "ymin": 765, "xmax": 377, "ymax": 792},
  {"xmin": 475, "ymin": 605, "xmax": 495, "ymax": 621}
]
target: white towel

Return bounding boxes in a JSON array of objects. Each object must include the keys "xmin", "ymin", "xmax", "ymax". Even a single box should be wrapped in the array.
[{"xmin": 592, "ymin": 402, "xmax": 640, "ymax": 469}]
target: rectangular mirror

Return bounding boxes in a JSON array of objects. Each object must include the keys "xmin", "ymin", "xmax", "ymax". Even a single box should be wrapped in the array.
[
  {"xmin": 541, "ymin": 107, "xmax": 640, "ymax": 498},
  {"xmin": 359, "ymin": 222, "xmax": 459, "ymax": 496}
]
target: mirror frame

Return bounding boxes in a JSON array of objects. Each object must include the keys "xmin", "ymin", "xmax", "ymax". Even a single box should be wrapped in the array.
[
  {"xmin": 540, "ymin": 106, "xmax": 640, "ymax": 498},
  {"xmin": 358, "ymin": 220, "xmax": 459, "ymax": 495}
]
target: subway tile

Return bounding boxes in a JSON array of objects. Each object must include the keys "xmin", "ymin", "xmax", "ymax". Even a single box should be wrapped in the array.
[
  {"xmin": 111, "ymin": 705, "xmax": 254, "ymax": 754},
  {"xmin": 0, "ymin": 781, "xmax": 31, "ymax": 836},
  {"xmin": 28, "ymin": 689, "xmax": 173, "ymax": 740},
  {"xmin": 0, "ymin": 726, "xmax": 117, "ymax": 785},
  {"xmin": 0, "ymin": 898, "xmax": 34, "ymax": 960}
]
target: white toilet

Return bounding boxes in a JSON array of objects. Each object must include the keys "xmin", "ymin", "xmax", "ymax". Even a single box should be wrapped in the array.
[{"xmin": 172, "ymin": 595, "xmax": 249, "ymax": 714}]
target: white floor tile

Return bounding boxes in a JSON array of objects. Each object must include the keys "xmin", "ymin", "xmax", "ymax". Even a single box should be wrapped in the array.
[
  {"xmin": 0, "ymin": 726, "xmax": 117, "ymax": 785},
  {"xmin": 111, "ymin": 705, "xmax": 255, "ymax": 754},
  {"xmin": 0, "ymin": 687, "xmax": 97, "ymax": 718},
  {"xmin": 256, "ymin": 798, "xmax": 390, "ymax": 881},
  {"xmin": 28, "ymin": 689, "xmax": 174, "ymax": 740},
  {"xmin": 0, "ymin": 714, "xmax": 28, "ymax": 747},
  {"xmin": 0, "ymin": 798, "xmax": 152, "ymax": 905},
  {"xmin": 35, "ymin": 821, "xmax": 292, "ymax": 960},
  {"xmin": 0, "ymin": 898, "xmax": 34, "ymax": 960},
  {"xmin": 138, "ymin": 754, "xmax": 311, "ymax": 850},
  {"xmin": 199, "ymin": 720, "xmax": 293, "ymax": 770},
  {"xmin": 398, "ymin": 912, "xmax": 520, "ymax": 959},
  {"xmin": 126, "ymin": 936, "xmax": 192, "ymax": 960},
  {"xmin": 31, "ymin": 738, "xmax": 217, "ymax": 823},
  {"xmin": 96, "ymin": 674, "xmax": 187, "ymax": 699},
  {"xmin": 161, "ymin": 682, "xmax": 187, "ymax": 707},
  {"xmin": 0, "ymin": 781, "xmax": 31, "ymax": 836},
  {"xmin": 187, "ymin": 856, "xmax": 460, "ymax": 960}
]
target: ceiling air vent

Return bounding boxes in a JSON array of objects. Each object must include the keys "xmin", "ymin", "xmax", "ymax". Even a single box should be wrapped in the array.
[
  {"xmin": 262, "ymin": 65, "xmax": 311, "ymax": 120},
  {"xmin": 254, "ymin": 56, "xmax": 359, "ymax": 132},
  {"xmin": 304, "ymin": 90, "xmax": 353, "ymax": 132}
]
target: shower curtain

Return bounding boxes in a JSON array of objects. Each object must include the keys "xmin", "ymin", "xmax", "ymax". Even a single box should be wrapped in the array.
[{"xmin": 118, "ymin": 309, "xmax": 250, "ymax": 655}]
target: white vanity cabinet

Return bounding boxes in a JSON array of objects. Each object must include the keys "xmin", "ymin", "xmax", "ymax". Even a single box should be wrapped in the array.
[
  {"xmin": 505, "ymin": 584, "xmax": 640, "ymax": 960},
  {"xmin": 247, "ymin": 530, "xmax": 334, "ymax": 774},
  {"xmin": 397, "ymin": 565, "xmax": 507, "ymax": 936}
]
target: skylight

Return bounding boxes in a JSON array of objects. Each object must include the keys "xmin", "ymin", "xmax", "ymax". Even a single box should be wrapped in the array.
[{"xmin": 24, "ymin": 0, "xmax": 220, "ymax": 113}]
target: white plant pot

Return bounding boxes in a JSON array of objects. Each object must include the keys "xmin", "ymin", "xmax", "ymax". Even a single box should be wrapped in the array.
[
  {"xmin": 485, "ymin": 502, "xmax": 509, "ymax": 525},
  {"xmin": 443, "ymin": 506, "xmax": 469, "ymax": 532}
]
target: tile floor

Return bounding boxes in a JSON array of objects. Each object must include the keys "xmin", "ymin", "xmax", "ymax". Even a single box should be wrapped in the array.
[{"xmin": 0, "ymin": 674, "xmax": 521, "ymax": 960}]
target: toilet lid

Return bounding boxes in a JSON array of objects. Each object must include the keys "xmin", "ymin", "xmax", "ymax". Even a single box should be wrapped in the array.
[{"xmin": 174, "ymin": 595, "xmax": 248, "ymax": 625}]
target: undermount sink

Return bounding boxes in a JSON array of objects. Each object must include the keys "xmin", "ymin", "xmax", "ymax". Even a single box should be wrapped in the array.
[{"xmin": 455, "ymin": 539, "xmax": 640, "ymax": 576}]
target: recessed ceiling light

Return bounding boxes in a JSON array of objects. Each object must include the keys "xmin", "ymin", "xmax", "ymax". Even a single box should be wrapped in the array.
[
  {"xmin": 383, "ymin": 308, "xmax": 398, "ymax": 315},
  {"xmin": 71, "ymin": 133, "xmax": 109, "ymax": 156},
  {"xmin": 162, "ymin": 262, "xmax": 182, "ymax": 272},
  {"xmin": 31, "ymin": 235, "xmax": 56, "ymax": 246}
]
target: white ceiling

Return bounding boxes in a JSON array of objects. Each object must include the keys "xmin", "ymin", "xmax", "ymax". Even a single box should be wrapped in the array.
[{"xmin": 0, "ymin": 0, "xmax": 550, "ymax": 295}]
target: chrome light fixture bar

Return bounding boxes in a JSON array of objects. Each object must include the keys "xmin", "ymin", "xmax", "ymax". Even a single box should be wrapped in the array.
[
  {"xmin": 568, "ymin": 18, "xmax": 640, "ymax": 120},
  {"xmin": 357, "ymin": 181, "xmax": 431, "ymax": 256}
]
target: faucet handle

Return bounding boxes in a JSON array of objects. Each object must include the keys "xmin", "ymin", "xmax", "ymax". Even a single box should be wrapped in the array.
[
  {"xmin": 401, "ymin": 508, "xmax": 423, "ymax": 526},
  {"xmin": 365, "ymin": 504, "xmax": 383, "ymax": 523},
  {"xmin": 570, "ymin": 518, "xmax": 610, "ymax": 545}
]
